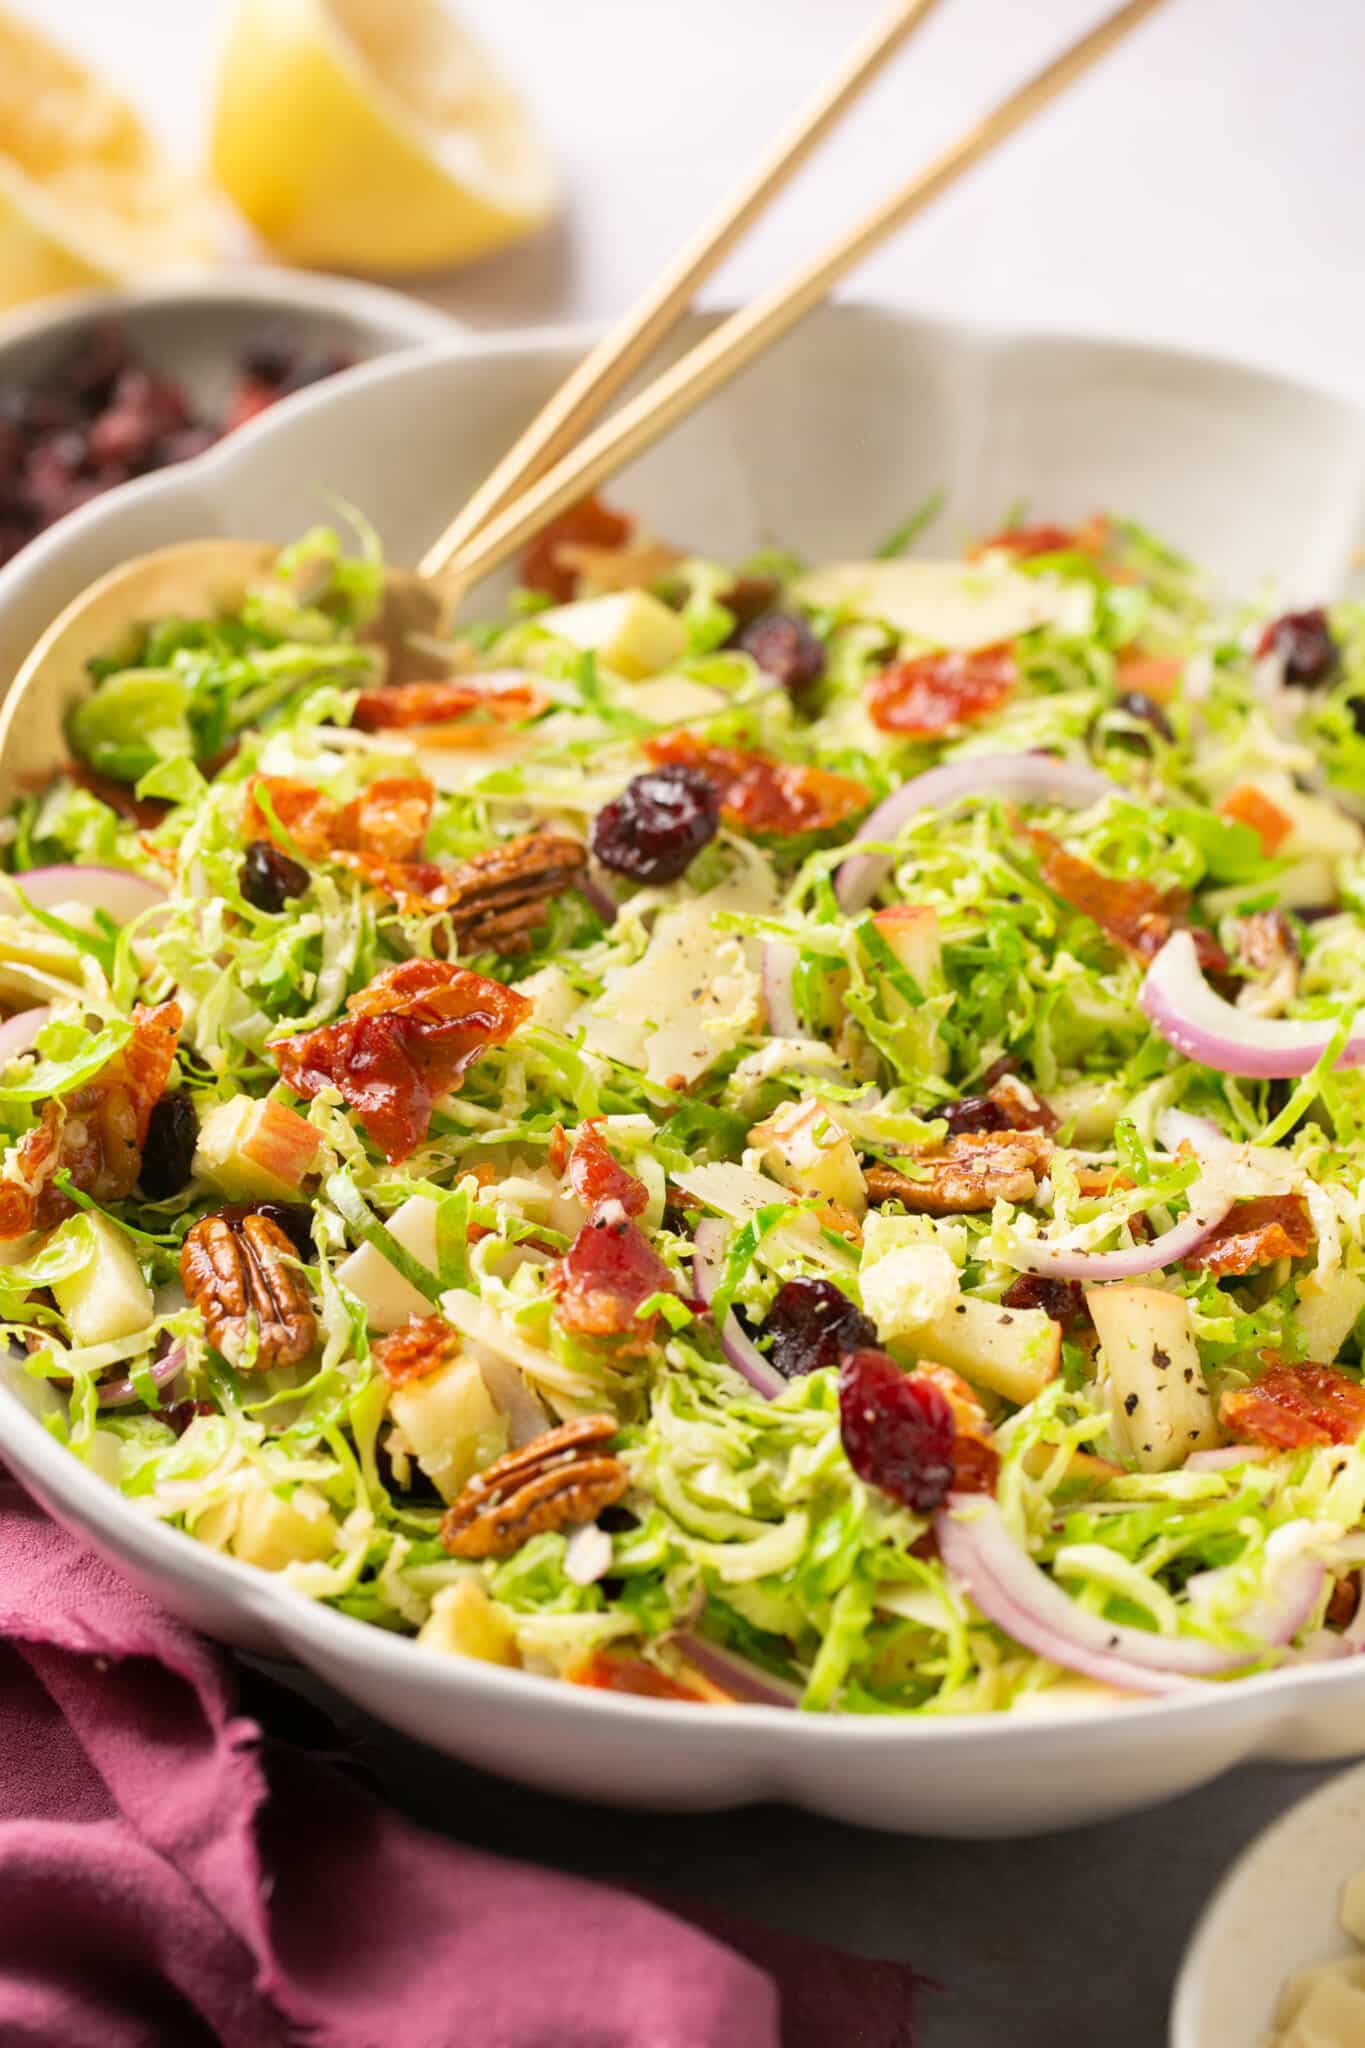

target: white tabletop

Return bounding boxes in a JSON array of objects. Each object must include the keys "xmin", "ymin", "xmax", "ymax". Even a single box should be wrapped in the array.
[
  {"xmin": 27, "ymin": 0, "xmax": 1365, "ymax": 408},
  {"xmin": 22, "ymin": 2, "xmax": 1365, "ymax": 2039}
]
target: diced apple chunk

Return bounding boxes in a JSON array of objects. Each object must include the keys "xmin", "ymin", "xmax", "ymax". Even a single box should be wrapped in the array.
[
  {"xmin": 749, "ymin": 1098, "xmax": 866, "ymax": 1218},
  {"xmin": 388, "ymin": 1353, "xmax": 503, "ymax": 1503},
  {"xmin": 194, "ymin": 1095, "xmax": 323, "ymax": 1202},
  {"xmin": 1086, "ymin": 1283, "xmax": 1220, "ymax": 1471},
  {"xmin": 52, "ymin": 1214, "xmax": 153, "ymax": 1345},
  {"xmin": 226, "ymin": 1474, "xmax": 339, "ymax": 1571},
  {"xmin": 418, "ymin": 1578, "xmax": 518, "ymax": 1666},
  {"xmin": 336, "ymin": 1195, "xmax": 439, "ymax": 1333},
  {"xmin": 539, "ymin": 590, "xmax": 688, "ymax": 679},
  {"xmin": 901, "ymin": 1292, "xmax": 1060, "ymax": 1407},
  {"xmin": 1295, "ymin": 1268, "xmax": 1365, "ymax": 1364},
  {"xmin": 872, "ymin": 905, "xmax": 942, "ymax": 995}
]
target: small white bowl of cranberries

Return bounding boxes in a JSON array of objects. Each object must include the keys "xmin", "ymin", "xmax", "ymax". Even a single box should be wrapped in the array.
[{"xmin": 0, "ymin": 270, "xmax": 453, "ymax": 571}]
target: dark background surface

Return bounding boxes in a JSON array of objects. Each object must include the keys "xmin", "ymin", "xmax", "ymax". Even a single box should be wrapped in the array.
[{"xmin": 267, "ymin": 1659, "xmax": 1340, "ymax": 2046}]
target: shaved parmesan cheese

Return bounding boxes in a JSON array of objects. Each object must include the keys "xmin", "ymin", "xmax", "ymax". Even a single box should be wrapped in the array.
[
  {"xmin": 630, "ymin": 676, "xmax": 727, "ymax": 725},
  {"xmin": 671, "ymin": 1161, "xmax": 797, "ymax": 1220},
  {"xmin": 578, "ymin": 872, "xmax": 773, "ymax": 1088},
  {"xmin": 794, "ymin": 559, "xmax": 1086, "ymax": 650}
]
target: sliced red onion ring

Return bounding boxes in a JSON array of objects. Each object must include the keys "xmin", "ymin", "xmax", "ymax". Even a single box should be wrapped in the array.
[
  {"xmin": 577, "ymin": 872, "xmax": 619, "ymax": 927},
  {"xmin": 836, "ymin": 754, "xmax": 1115, "ymax": 914},
  {"xmin": 97, "ymin": 1344, "xmax": 186, "ymax": 1409},
  {"xmin": 673, "ymin": 1630, "xmax": 801, "ymax": 1707},
  {"xmin": 761, "ymin": 939, "xmax": 801, "ymax": 1038},
  {"xmin": 564, "ymin": 1523, "xmax": 613, "ymax": 1586},
  {"xmin": 1008, "ymin": 1199, "xmax": 1231, "ymax": 1283},
  {"xmin": 475, "ymin": 1351, "xmax": 551, "ymax": 1449},
  {"xmin": 692, "ymin": 1218, "xmax": 785, "ymax": 1399},
  {"xmin": 1, "ymin": 864, "xmax": 169, "ymax": 927},
  {"xmin": 1142, "ymin": 931, "xmax": 1365, "ymax": 1078},
  {"xmin": 1184, "ymin": 1446, "xmax": 1271, "ymax": 1473},
  {"xmin": 1338, "ymin": 1588, "xmax": 1365, "ymax": 1653},
  {"xmin": 0, "ymin": 1006, "xmax": 50, "ymax": 1063},
  {"xmin": 934, "ymin": 1494, "xmax": 1322, "ymax": 1691}
]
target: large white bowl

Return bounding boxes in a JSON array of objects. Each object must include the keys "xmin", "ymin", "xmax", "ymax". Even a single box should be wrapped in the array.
[{"xmin": 4, "ymin": 306, "xmax": 1365, "ymax": 1839}]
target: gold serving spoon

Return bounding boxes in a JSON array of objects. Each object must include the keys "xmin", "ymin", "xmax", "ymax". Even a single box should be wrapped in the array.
[{"xmin": 0, "ymin": 0, "xmax": 1165, "ymax": 794}]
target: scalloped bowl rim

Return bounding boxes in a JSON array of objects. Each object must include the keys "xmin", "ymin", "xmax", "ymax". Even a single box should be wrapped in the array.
[{"xmin": 2, "ymin": 304, "xmax": 1365, "ymax": 1831}]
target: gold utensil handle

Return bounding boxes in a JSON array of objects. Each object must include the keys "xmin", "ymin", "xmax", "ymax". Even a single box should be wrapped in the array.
[
  {"xmin": 436, "ymin": 0, "xmax": 1168, "ymax": 603},
  {"xmin": 420, "ymin": 0, "xmax": 943, "ymax": 580}
]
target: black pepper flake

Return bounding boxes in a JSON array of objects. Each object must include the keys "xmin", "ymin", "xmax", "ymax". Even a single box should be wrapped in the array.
[
  {"xmin": 999, "ymin": 1314, "xmax": 1014, "ymax": 1326},
  {"xmin": 1152, "ymin": 1345, "xmax": 1171, "ymax": 1371},
  {"xmin": 1183, "ymin": 1367, "xmax": 1194, "ymax": 1384},
  {"xmin": 1124, "ymin": 1392, "xmax": 1139, "ymax": 1416}
]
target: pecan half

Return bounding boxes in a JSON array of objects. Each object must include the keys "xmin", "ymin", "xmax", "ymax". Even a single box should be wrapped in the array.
[
  {"xmin": 440, "ymin": 831, "xmax": 587, "ymax": 955},
  {"xmin": 441, "ymin": 1414, "xmax": 627, "ymax": 1559},
  {"xmin": 181, "ymin": 1208, "xmax": 317, "ymax": 1370},
  {"xmin": 865, "ymin": 1131, "xmax": 1051, "ymax": 1215}
]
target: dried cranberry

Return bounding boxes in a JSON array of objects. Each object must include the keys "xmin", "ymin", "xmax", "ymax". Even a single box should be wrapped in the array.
[
  {"xmin": 55, "ymin": 318, "xmax": 127, "ymax": 403},
  {"xmin": 939, "ymin": 1095, "xmax": 1010, "ymax": 1137},
  {"xmin": 254, "ymin": 1202, "xmax": 314, "ymax": 1261},
  {"xmin": 1000, "ymin": 1272, "xmax": 1090, "ymax": 1331},
  {"xmin": 590, "ymin": 764, "xmax": 720, "ymax": 885},
  {"xmin": 238, "ymin": 326, "xmax": 303, "ymax": 386},
  {"xmin": 838, "ymin": 1349, "xmax": 957, "ymax": 1512},
  {"xmin": 161, "ymin": 1398, "xmax": 216, "ymax": 1438},
  {"xmin": 140, "ymin": 1093, "xmax": 199, "ymax": 1199},
  {"xmin": 734, "ymin": 609, "xmax": 826, "ymax": 699},
  {"xmin": 240, "ymin": 838, "xmax": 310, "ymax": 913},
  {"xmin": 760, "ymin": 1276, "xmax": 877, "ymax": 1380},
  {"xmin": 1258, "ymin": 607, "xmax": 1339, "ymax": 689}
]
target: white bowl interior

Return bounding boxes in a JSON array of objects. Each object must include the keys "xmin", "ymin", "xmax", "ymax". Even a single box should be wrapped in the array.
[{"xmin": 2, "ymin": 306, "xmax": 1365, "ymax": 1835}]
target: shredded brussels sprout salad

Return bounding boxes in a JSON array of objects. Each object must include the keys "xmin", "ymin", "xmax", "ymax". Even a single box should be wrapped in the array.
[{"xmin": 7, "ymin": 497, "xmax": 1365, "ymax": 1716}]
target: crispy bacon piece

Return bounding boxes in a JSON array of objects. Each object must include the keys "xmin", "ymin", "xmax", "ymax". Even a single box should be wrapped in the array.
[
  {"xmin": 333, "ymin": 778, "xmax": 435, "ymax": 863},
  {"xmin": 563, "ymin": 1118, "xmax": 648, "ymax": 1219},
  {"xmin": 972, "ymin": 516, "xmax": 1109, "ymax": 562},
  {"xmin": 1218, "ymin": 783, "xmax": 1294, "ymax": 855},
  {"xmin": 1221, "ymin": 1362, "xmax": 1365, "ymax": 1451},
  {"xmin": 244, "ymin": 773, "xmax": 435, "ymax": 866},
  {"xmin": 373, "ymin": 1312, "xmax": 461, "ymax": 1386},
  {"xmin": 351, "ymin": 676, "xmax": 549, "ymax": 733},
  {"xmin": 866, "ymin": 644, "xmax": 1016, "ymax": 738},
  {"xmin": 1114, "ymin": 650, "xmax": 1183, "ymax": 701},
  {"xmin": 1023, "ymin": 826, "xmax": 1228, "ymax": 974},
  {"xmin": 551, "ymin": 1213, "xmax": 674, "ymax": 1353},
  {"xmin": 1187, "ymin": 1194, "xmax": 1314, "ymax": 1277},
  {"xmin": 243, "ymin": 776, "xmax": 338, "ymax": 862},
  {"xmin": 272, "ymin": 959, "xmax": 531, "ymax": 1163},
  {"xmin": 643, "ymin": 731, "xmax": 870, "ymax": 836},
  {"xmin": 521, "ymin": 495, "xmax": 633, "ymax": 602},
  {"xmin": 568, "ymin": 1651, "xmax": 717, "ymax": 1703},
  {"xmin": 0, "ymin": 1000, "xmax": 182, "ymax": 1237},
  {"xmin": 864, "ymin": 1131, "xmax": 1051, "ymax": 1216}
]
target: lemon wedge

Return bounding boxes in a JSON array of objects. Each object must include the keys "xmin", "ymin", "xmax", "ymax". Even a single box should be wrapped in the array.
[
  {"xmin": 209, "ymin": 0, "xmax": 557, "ymax": 273},
  {"xmin": 0, "ymin": 5, "xmax": 213, "ymax": 310}
]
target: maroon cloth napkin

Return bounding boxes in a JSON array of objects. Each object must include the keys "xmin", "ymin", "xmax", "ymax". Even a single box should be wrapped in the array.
[{"xmin": 0, "ymin": 1478, "xmax": 919, "ymax": 2048}]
